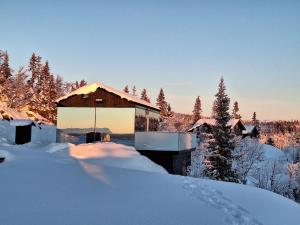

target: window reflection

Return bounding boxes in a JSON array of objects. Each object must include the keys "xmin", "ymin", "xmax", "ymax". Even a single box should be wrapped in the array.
[
  {"xmin": 135, "ymin": 107, "xmax": 160, "ymax": 132},
  {"xmin": 135, "ymin": 108, "xmax": 147, "ymax": 131},
  {"xmin": 57, "ymin": 107, "xmax": 135, "ymax": 144}
]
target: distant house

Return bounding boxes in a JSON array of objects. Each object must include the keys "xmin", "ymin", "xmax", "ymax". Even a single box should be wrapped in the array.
[
  {"xmin": 188, "ymin": 118, "xmax": 246, "ymax": 136},
  {"xmin": 56, "ymin": 82, "xmax": 196, "ymax": 175},
  {"xmin": 243, "ymin": 125, "xmax": 260, "ymax": 138}
]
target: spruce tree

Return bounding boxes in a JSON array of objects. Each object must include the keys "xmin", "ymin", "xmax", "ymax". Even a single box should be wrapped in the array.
[
  {"xmin": 252, "ymin": 112, "xmax": 259, "ymax": 126},
  {"xmin": 71, "ymin": 79, "xmax": 87, "ymax": 91},
  {"xmin": 206, "ymin": 77, "xmax": 238, "ymax": 182},
  {"xmin": 6, "ymin": 67, "xmax": 29, "ymax": 109},
  {"xmin": 167, "ymin": 103, "xmax": 173, "ymax": 117},
  {"xmin": 192, "ymin": 96, "xmax": 202, "ymax": 123},
  {"xmin": 28, "ymin": 53, "xmax": 42, "ymax": 89},
  {"xmin": 156, "ymin": 88, "xmax": 168, "ymax": 117},
  {"xmin": 0, "ymin": 50, "xmax": 12, "ymax": 83},
  {"xmin": 132, "ymin": 85, "xmax": 137, "ymax": 96},
  {"xmin": 38, "ymin": 61, "xmax": 51, "ymax": 119},
  {"xmin": 0, "ymin": 50, "xmax": 13, "ymax": 103},
  {"xmin": 140, "ymin": 88, "xmax": 151, "ymax": 103},
  {"xmin": 232, "ymin": 101, "xmax": 241, "ymax": 119},
  {"xmin": 123, "ymin": 85, "xmax": 129, "ymax": 93}
]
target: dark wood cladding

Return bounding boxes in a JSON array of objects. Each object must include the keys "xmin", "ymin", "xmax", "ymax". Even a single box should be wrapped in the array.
[{"xmin": 57, "ymin": 87, "xmax": 159, "ymax": 111}]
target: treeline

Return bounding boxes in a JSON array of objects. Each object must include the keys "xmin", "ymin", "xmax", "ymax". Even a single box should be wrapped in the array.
[
  {"xmin": 260, "ymin": 120, "xmax": 300, "ymax": 135},
  {"xmin": 0, "ymin": 50, "xmax": 87, "ymax": 123},
  {"xmin": 122, "ymin": 85, "xmax": 173, "ymax": 118}
]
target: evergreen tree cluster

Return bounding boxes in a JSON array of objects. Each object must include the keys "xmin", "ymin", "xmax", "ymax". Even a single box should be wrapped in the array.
[
  {"xmin": 123, "ymin": 85, "xmax": 173, "ymax": 117},
  {"xmin": 0, "ymin": 50, "xmax": 86, "ymax": 123}
]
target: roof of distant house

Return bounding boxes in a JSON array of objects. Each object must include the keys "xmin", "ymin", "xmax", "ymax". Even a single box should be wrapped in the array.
[
  {"xmin": 243, "ymin": 125, "xmax": 258, "ymax": 134},
  {"xmin": 56, "ymin": 82, "xmax": 160, "ymax": 111},
  {"xmin": 188, "ymin": 118, "xmax": 243, "ymax": 132}
]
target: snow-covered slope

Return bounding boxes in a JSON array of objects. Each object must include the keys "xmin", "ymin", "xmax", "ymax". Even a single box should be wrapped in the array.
[{"xmin": 0, "ymin": 142, "xmax": 299, "ymax": 225}]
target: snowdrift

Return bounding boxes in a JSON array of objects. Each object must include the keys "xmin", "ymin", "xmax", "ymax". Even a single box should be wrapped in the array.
[{"xmin": 0, "ymin": 142, "xmax": 299, "ymax": 225}]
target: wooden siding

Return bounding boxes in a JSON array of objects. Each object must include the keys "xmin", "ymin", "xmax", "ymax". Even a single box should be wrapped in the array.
[{"xmin": 57, "ymin": 87, "xmax": 159, "ymax": 111}]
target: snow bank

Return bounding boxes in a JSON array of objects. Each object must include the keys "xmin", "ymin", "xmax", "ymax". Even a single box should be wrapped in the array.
[
  {"xmin": 69, "ymin": 142, "xmax": 168, "ymax": 174},
  {"xmin": 262, "ymin": 144, "xmax": 286, "ymax": 160},
  {"xmin": 0, "ymin": 150, "xmax": 14, "ymax": 162},
  {"xmin": 0, "ymin": 142, "xmax": 299, "ymax": 225}
]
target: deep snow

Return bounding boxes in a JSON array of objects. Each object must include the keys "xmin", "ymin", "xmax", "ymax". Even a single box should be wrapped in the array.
[{"xmin": 0, "ymin": 142, "xmax": 299, "ymax": 225}]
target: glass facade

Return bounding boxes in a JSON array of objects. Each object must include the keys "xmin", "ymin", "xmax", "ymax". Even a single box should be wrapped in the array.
[
  {"xmin": 134, "ymin": 107, "xmax": 160, "ymax": 132},
  {"xmin": 57, "ymin": 107, "xmax": 160, "ymax": 145},
  {"xmin": 57, "ymin": 107, "xmax": 135, "ymax": 144}
]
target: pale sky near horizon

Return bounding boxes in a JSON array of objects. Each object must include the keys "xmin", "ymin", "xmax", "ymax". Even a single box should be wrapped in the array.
[{"xmin": 1, "ymin": 1, "xmax": 300, "ymax": 120}]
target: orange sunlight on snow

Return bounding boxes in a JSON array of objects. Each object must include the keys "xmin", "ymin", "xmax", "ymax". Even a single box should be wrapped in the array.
[{"xmin": 69, "ymin": 143, "xmax": 137, "ymax": 159}]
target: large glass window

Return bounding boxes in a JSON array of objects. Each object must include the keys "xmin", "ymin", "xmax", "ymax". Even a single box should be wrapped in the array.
[
  {"xmin": 135, "ymin": 108, "xmax": 147, "ymax": 132},
  {"xmin": 148, "ymin": 111, "xmax": 160, "ymax": 131},
  {"xmin": 135, "ymin": 107, "xmax": 160, "ymax": 132},
  {"xmin": 57, "ymin": 107, "xmax": 135, "ymax": 144}
]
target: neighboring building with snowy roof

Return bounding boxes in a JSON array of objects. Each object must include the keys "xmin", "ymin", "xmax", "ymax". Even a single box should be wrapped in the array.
[
  {"xmin": 188, "ymin": 118, "xmax": 246, "ymax": 136},
  {"xmin": 243, "ymin": 125, "xmax": 260, "ymax": 138}
]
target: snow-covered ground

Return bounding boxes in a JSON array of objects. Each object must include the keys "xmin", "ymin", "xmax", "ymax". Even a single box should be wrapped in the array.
[{"xmin": 0, "ymin": 141, "xmax": 299, "ymax": 225}]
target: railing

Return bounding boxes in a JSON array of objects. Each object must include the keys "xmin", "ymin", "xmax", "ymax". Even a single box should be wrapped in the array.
[{"xmin": 135, "ymin": 132, "xmax": 196, "ymax": 151}]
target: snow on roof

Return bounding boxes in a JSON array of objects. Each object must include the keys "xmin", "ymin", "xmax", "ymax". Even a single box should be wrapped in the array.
[
  {"xmin": 189, "ymin": 118, "xmax": 243, "ymax": 131},
  {"xmin": 56, "ymin": 82, "xmax": 160, "ymax": 110},
  {"xmin": 0, "ymin": 102, "xmax": 50, "ymax": 124},
  {"xmin": 243, "ymin": 125, "xmax": 256, "ymax": 134}
]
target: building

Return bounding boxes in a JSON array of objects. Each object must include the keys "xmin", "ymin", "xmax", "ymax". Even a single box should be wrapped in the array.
[
  {"xmin": 188, "ymin": 118, "xmax": 246, "ymax": 136},
  {"xmin": 56, "ymin": 82, "xmax": 196, "ymax": 175},
  {"xmin": 243, "ymin": 125, "xmax": 260, "ymax": 138},
  {"xmin": 0, "ymin": 103, "xmax": 53, "ymax": 144},
  {"xmin": 56, "ymin": 82, "xmax": 161, "ymax": 145}
]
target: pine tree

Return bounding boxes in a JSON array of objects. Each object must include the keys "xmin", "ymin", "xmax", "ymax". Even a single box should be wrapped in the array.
[
  {"xmin": 156, "ymin": 88, "xmax": 168, "ymax": 117},
  {"xmin": 132, "ymin": 85, "xmax": 137, "ymax": 96},
  {"xmin": 28, "ymin": 53, "xmax": 42, "ymax": 89},
  {"xmin": 252, "ymin": 112, "xmax": 258, "ymax": 125},
  {"xmin": 55, "ymin": 75, "xmax": 65, "ymax": 98},
  {"xmin": 37, "ymin": 61, "xmax": 52, "ymax": 119},
  {"xmin": 0, "ymin": 50, "xmax": 12, "ymax": 84},
  {"xmin": 232, "ymin": 101, "xmax": 241, "ymax": 119},
  {"xmin": 167, "ymin": 103, "xmax": 173, "ymax": 117},
  {"xmin": 211, "ymin": 99, "xmax": 217, "ymax": 119},
  {"xmin": 0, "ymin": 50, "xmax": 13, "ymax": 103},
  {"xmin": 71, "ymin": 79, "xmax": 87, "ymax": 91},
  {"xmin": 6, "ymin": 67, "xmax": 29, "ymax": 109},
  {"xmin": 140, "ymin": 88, "xmax": 151, "ymax": 103},
  {"xmin": 123, "ymin": 85, "xmax": 129, "ymax": 93},
  {"xmin": 192, "ymin": 96, "xmax": 202, "ymax": 123},
  {"xmin": 79, "ymin": 79, "xmax": 87, "ymax": 87},
  {"xmin": 206, "ymin": 77, "xmax": 239, "ymax": 182}
]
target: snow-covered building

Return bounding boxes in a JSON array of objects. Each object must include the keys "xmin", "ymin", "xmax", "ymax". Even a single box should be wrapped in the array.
[
  {"xmin": 0, "ymin": 102, "xmax": 54, "ymax": 144},
  {"xmin": 188, "ymin": 118, "xmax": 246, "ymax": 136},
  {"xmin": 56, "ymin": 82, "xmax": 196, "ymax": 175},
  {"xmin": 243, "ymin": 125, "xmax": 260, "ymax": 138}
]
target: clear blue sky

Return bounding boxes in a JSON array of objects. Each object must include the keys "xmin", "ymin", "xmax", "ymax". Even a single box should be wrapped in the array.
[{"xmin": 1, "ymin": 0, "xmax": 300, "ymax": 120}]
